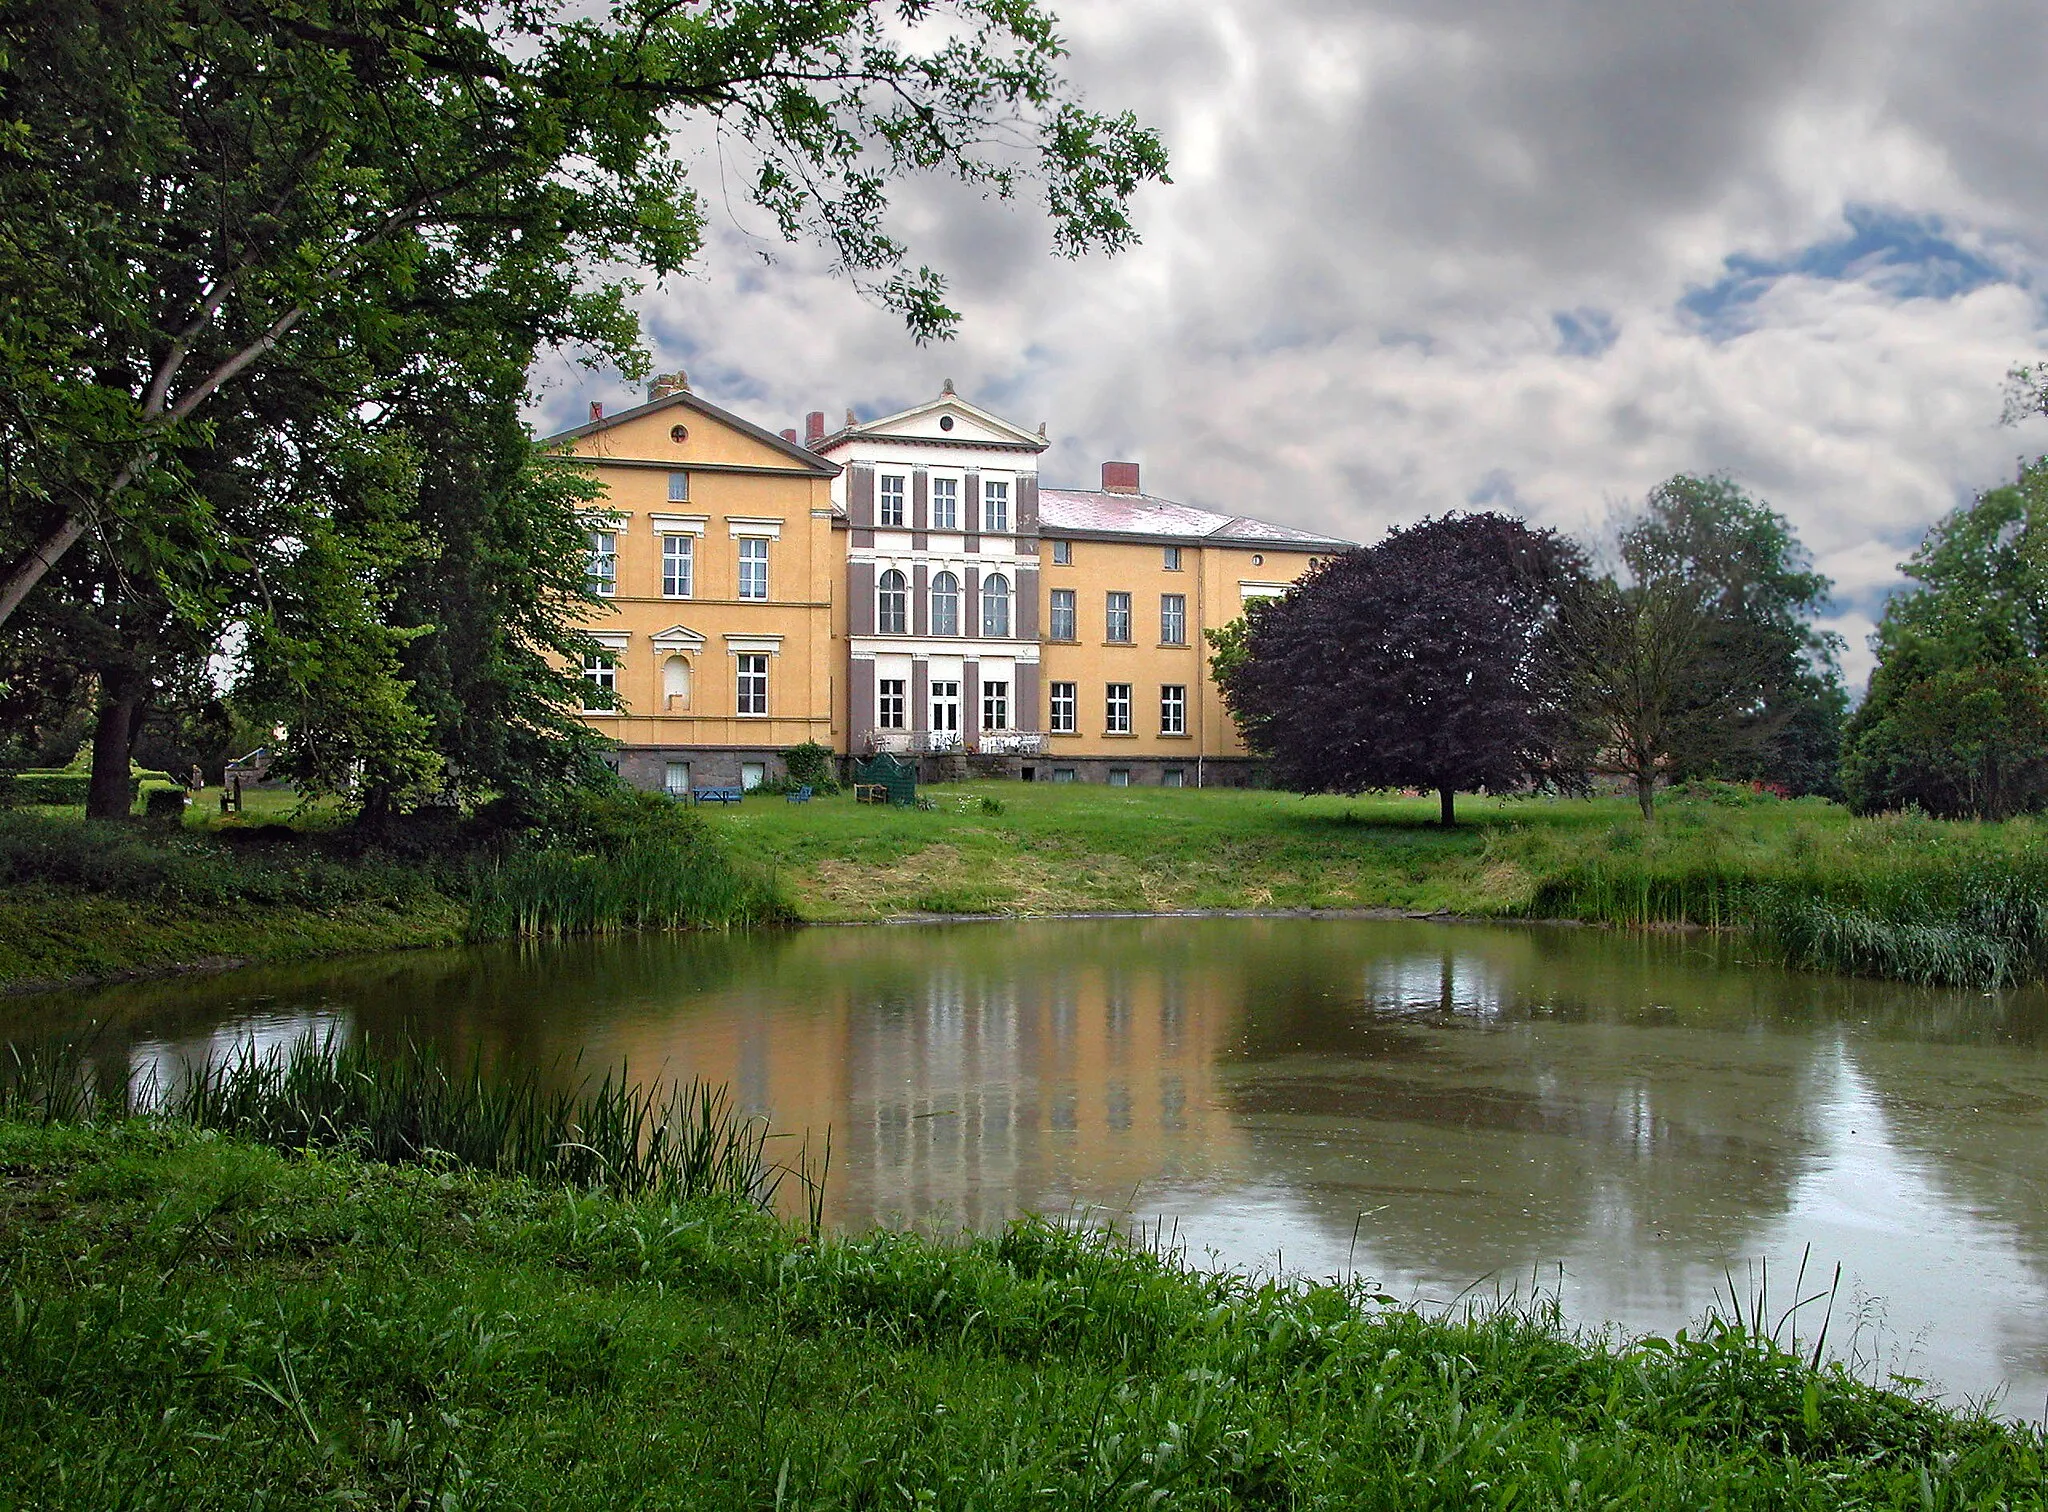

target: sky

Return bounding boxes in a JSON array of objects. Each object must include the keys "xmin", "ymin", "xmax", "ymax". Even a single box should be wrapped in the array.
[{"xmin": 529, "ymin": 0, "xmax": 2048, "ymax": 691}]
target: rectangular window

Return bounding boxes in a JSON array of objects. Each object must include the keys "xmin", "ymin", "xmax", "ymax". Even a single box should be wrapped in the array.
[
  {"xmin": 1160, "ymin": 684, "xmax": 1186, "ymax": 735},
  {"xmin": 930, "ymin": 476, "xmax": 959, "ymax": 531},
  {"xmin": 662, "ymin": 534, "xmax": 694, "ymax": 598},
  {"xmin": 737, "ymin": 537, "xmax": 769, "ymax": 600},
  {"xmin": 1105, "ymin": 591, "xmax": 1132, "ymax": 643},
  {"xmin": 983, "ymin": 479, "xmax": 1010, "ymax": 534},
  {"xmin": 1052, "ymin": 539, "xmax": 1073, "ymax": 565},
  {"xmin": 741, "ymin": 761, "xmax": 766, "ymax": 791},
  {"xmin": 1053, "ymin": 767, "xmax": 1077, "ymax": 784},
  {"xmin": 1105, "ymin": 683, "xmax": 1132, "ymax": 734},
  {"xmin": 664, "ymin": 760, "xmax": 691, "ymax": 796},
  {"xmin": 930, "ymin": 680, "xmax": 961, "ymax": 735},
  {"xmin": 582, "ymin": 652, "xmax": 616, "ymax": 711},
  {"xmin": 668, "ymin": 471, "xmax": 689, "ymax": 503},
  {"xmin": 1160, "ymin": 593, "xmax": 1186, "ymax": 645},
  {"xmin": 1050, "ymin": 681, "xmax": 1078, "ymax": 733},
  {"xmin": 1109, "ymin": 768, "xmax": 1131, "ymax": 788},
  {"xmin": 982, "ymin": 680, "xmax": 1010, "ymax": 732},
  {"xmin": 878, "ymin": 678, "xmax": 906, "ymax": 729},
  {"xmin": 1163, "ymin": 544, "xmax": 1182, "ymax": 571},
  {"xmin": 586, "ymin": 531, "xmax": 617, "ymax": 597},
  {"xmin": 1050, "ymin": 588, "xmax": 1077, "ymax": 641},
  {"xmin": 736, "ymin": 653, "xmax": 769, "ymax": 715},
  {"xmin": 1162, "ymin": 768, "xmax": 1185, "ymax": 788},
  {"xmin": 879, "ymin": 474, "xmax": 906, "ymax": 528}
]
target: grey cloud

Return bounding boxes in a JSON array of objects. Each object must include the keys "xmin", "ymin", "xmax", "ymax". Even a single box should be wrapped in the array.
[{"xmin": 531, "ymin": 0, "xmax": 2048, "ymax": 689}]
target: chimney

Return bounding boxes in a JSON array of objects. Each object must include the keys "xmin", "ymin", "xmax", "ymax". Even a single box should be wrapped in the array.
[
  {"xmin": 1101, "ymin": 461, "xmax": 1140, "ymax": 494},
  {"xmin": 780, "ymin": 428, "xmax": 799, "ymax": 444},
  {"xmin": 589, "ymin": 401, "xmax": 604, "ymax": 423},
  {"xmin": 647, "ymin": 370, "xmax": 689, "ymax": 402},
  {"xmin": 805, "ymin": 410, "xmax": 826, "ymax": 446}
]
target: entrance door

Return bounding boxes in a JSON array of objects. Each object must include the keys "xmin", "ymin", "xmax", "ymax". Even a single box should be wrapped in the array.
[{"xmin": 929, "ymin": 681, "xmax": 961, "ymax": 745}]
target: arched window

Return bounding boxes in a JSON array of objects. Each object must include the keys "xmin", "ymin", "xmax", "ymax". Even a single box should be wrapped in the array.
[
  {"xmin": 981, "ymin": 573, "xmax": 1011, "ymax": 638},
  {"xmin": 930, "ymin": 571, "xmax": 960, "ymax": 637},
  {"xmin": 662, "ymin": 655, "xmax": 692, "ymax": 710},
  {"xmin": 878, "ymin": 569, "xmax": 909, "ymax": 635}
]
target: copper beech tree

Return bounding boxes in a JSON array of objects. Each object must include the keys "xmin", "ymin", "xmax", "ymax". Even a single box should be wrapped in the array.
[{"xmin": 1213, "ymin": 513, "xmax": 1587, "ymax": 825}]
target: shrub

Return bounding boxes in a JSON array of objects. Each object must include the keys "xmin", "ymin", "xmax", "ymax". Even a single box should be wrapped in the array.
[
  {"xmin": 781, "ymin": 739, "xmax": 840, "ymax": 794},
  {"xmin": 141, "ymin": 787, "xmax": 188, "ymax": 825}
]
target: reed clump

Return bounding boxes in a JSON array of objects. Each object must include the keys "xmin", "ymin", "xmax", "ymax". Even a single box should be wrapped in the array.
[
  {"xmin": 1498, "ymin": 800, "xmax": 2048, "ymax": 987},
  {"xmin": 1, "ymin": 1034, "xmax": 782, "ymax": 1206}
]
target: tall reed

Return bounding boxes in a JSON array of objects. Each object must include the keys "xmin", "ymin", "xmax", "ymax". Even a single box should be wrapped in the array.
[
  {"xmin": 2, "ymin": 1034, "xmax": 787, "ymax": 1208},
  {"xmin": 467, "ymin": 837, "xmax": 789, "ymax": 940}
]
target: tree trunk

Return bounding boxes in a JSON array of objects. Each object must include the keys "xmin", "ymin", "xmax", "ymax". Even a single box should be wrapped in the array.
[
  {"xmin": 1439, "ymin": 786, "xmax": 1456, "ymax": 827},
  {"xmin": 86, "ymin": 667, "xmax": 144, "ymax": 820},
  {"xmin": 1635, "ymin": 770, "xmax": 1656, "ymax": 823},
  {"xmin": 0, "ymin": 514, "xmax": 88, "ymax": 629}
]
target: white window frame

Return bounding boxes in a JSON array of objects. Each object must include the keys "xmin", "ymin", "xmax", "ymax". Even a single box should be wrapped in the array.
[
  {"xmin": 930, "ymin": 475, "xmax": 959, "ymax": 532},
  {"xmin": 1105, "ymin": 591, "xmax": 1132, "ymax": 644},
  {"xmin": 735, "ymin": 653, "xmax": 770, "ymax": 715},
  {"xmin": 668, "ymin": 471, "xmax": 689, "ymax": 503},
  {"xmin": 662, "ymin": 533, "xmax": 694, "ymax": 598},
  {"xmin": 1050, "ymin": 681, "xmax": 1077, "ymax": 733},
  {"xmin": 1049, "ymin": 588, "xmax": 1076, "ymax": 641},
  {"xmin": 930, "ymin": 680, "xmax": 962, "ymax": 734},
  {"xmin": 582, "ymin": 652, "xmax": 618, "ymax": 713},
  {"xmin": 877, "ymin": 568, "xmax": 909, "ymax": 635},
  {"xmin": 981, "ymin": 680, "xmax": 1010, "ymax": 732},
  {"xmin": 1160, "ymin": 592, "xmax": 1186, "ymax": 645},
  {"xmin": 1108, "ymin": 768, "xmax": 1131, "ymax": 788},
  {"xmin": 878, "ymin": 678, "xmax": 907, "ymax": 729},
  {"xmin": 981, "ymin": 573, "xmax": 1012, "ymax": 638},
  {"xmin": 1160, "ymin": 684, "xmax": 1186, "ymax": 736},
  {"xmin": 737, "ymin": 537, "xmax": 769, "ymax": 600},
  {"xmin": 1051, "ymin": 539, "xmax": 1073, "ymax": 565},
  {"xmin": 1163, "ymin": 545, "xmax": 1182, "ymax": 571},
  {"xmin": 879, "ymin": 473, "xmax": 906, "ymax": 528},
  {"xmin": 983, "ymin": 479, "xmax": 1010, "ymax": 534},
  {"xmin": 930, "ymin": 571, "xmax": 961, "ymax": 636},
  {"xmin": 586, "ymin": 530, "xmax": 617, "ymax": 597},
  {"xmin": 1105, "ymin": 683, "xmax": 1132, "ymax": 735}
]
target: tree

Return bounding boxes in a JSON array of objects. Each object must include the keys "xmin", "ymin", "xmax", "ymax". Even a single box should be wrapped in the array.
[
  {"xmin": 1617, "ymin": 475, "xmax": 1846, "ymax": 795},
  {"xmin": 1554, "ymin": 574, "xmax": 1711, "ymax": 821},
  {"xmin": 0, "ymin": 0, "xmax": 1168, "ymax": 626},
  {"xmin": 1841, "ymin": 459, "xmax": 2048, "ymax": 818},
  {"xmin": 0, "ymin": 0, "xmax": 1167, "ymax": 817},
  {"xmin": 1213, "ymin": 514, "xmax": 1586, "ymax": 826}
]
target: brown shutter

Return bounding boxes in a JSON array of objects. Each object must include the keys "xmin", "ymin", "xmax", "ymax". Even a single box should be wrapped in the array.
[
  {"xmin": 1016, "ymin": 662, "xmax": 1040, "ymax": 734},
  {"xmin": 963, "ymin": 470, "xmax": 980, "ymax": 552},
  {"xmin": 850, "ymin": 658, "xmax": 876, "ymax": 751},
  {"xmin": 849, "ymin": 560, "xmax": 876, "ymax": 636},
  {"xmin": 964, "ymin": 660, "xmax": 981, "ymax": 747},
  {"xmin": 912, "ymin": 563, "xmax": 929, "ymax": 638},
  {"xmin": 1015, "ymin": 566, "xmax": 1040, "ymax": 640},
  {"xmin": 1017, "ymin": 472, "xmax": 1039, "ymax": 534}
]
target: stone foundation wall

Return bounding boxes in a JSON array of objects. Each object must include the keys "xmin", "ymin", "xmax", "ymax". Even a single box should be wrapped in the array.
[{"xmin": 611, "ymin": 746, "xmax": 790, "ymax": 793}]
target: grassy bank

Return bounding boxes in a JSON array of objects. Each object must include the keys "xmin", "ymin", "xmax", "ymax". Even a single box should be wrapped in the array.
[
  {"xmin": 3, "ymin": 1099, "xmax": 2040, "ymax": 1506},
  {"xmin": 710, "ymin": 783, "xmax": 2048, "ymax": 986},
  {"xmin": 0, "ymin": 792, "xmax": 788, "ymax": 993}
]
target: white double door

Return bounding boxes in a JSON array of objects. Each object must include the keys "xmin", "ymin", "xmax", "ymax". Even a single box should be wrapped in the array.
[{"xmin": 929, "ymin": 680, "xmax": 961, "ymax": 736}]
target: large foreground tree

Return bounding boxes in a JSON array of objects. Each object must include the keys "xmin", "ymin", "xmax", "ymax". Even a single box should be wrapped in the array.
[
  {"xmin": 0, "ymin": 0, "xmax": 1166, "ymax": 815},
  {"xmin": 1214, "ymin": 514, "xmax": 1585, "ymax": 826},
  {"xmin": 0, "ymin": 0, "xmax": 1167, "ymax": 629}
]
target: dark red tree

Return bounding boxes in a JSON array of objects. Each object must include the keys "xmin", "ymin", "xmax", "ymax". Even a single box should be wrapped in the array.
[{"xmin": 1216, "ymin": 513, "xmax": 1587, "ymax": 825}]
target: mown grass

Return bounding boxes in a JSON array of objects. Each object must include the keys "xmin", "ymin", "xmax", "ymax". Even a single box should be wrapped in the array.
[
  {"xmin": 2, "ymin": 1111, "xmax": 2041, "ymax": 1508},
  {"xmin": 713, "ymin": 782, "xmax": 2048, "ymax": 987}
]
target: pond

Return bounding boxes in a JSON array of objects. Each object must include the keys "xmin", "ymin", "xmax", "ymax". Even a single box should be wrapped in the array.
[{"xmin": 9, "ymin": 916, "xmax": 2048, "ymax": 1414}]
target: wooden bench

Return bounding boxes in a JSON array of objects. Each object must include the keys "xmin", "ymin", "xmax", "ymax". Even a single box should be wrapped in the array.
[
  {"xmin": 692, "ymin": 786, "xmax": 744, "ymax": 805},
  {"xmin": 784, "ymin": 785, "xmax": 813, "ymax": 804},
  {"xmin": 854, "ymin": 783, "xmax": 889, "ymax": 805}
]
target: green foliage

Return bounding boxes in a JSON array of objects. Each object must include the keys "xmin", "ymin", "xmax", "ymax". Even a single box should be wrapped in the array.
[
  {"xmin": 1844, "ymin": 460, "xmax": 2048, "ymax": 818},
  {"xmin": 780, "ymin": 740, "xmax": 840, "ymax": 794},
  {"xmin": 5, "ymin": 771, "xmax": 97, "ymax": 806},
  {"xmin": 0, "ymin": 1118, "xmax": 2039, "ymax": 1507}
]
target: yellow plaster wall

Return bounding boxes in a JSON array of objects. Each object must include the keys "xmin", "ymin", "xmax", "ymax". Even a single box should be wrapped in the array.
[
  {"xmin": 1036, "ymin": 536, "xmax": 1323, "ymax": 758},
  {"xmin": 561, "ymin": 401, "xmax": 842, "ymax": 751}
]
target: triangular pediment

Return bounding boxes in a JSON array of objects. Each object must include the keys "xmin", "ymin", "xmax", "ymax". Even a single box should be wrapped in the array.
[
  {"xmin": 542, "ymin": 390, "xmax": 839, "ymax": 476},
  {"xmin": 821, "ymin": 390, "xmax": 1048, "ymax": 452},
  {"xmin": 650, "ymin": 624, "xmax": 707, "ymax": 653}
]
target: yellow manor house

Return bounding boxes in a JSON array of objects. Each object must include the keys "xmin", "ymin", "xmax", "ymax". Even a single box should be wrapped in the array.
[{"xmin": 548, "ymin": 377, "xmax": 1350, "ymax": 791}]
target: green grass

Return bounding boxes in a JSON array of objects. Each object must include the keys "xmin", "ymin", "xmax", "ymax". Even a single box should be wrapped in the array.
[
  {"xmin": 710, "ymin": 782, "xmax": 2048, "ymax": 986},
  {"xmin": 2, "ymin": 1114, "xmax": 2041, "ymax": 1508}
]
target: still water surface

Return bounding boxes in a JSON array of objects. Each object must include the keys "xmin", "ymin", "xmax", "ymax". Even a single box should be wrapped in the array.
[{"xmin": 11, "ymin": 917, "xmax": 2048, "ymax": 1413}]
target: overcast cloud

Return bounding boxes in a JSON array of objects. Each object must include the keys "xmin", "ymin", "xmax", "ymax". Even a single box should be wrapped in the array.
[{"xmin": 531, "ymin": 0, "xmax": 2048, "ymax": 688}]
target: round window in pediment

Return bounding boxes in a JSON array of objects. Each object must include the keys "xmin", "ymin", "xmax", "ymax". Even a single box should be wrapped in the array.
[
  {"xmin": 938, "ymin": 415, "xmax": 955, "ymax": 431},
  {"xmin": 670, "ymin": 424, "xmax": 689, "ymax": 443}
]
